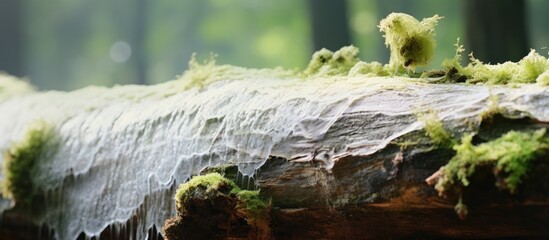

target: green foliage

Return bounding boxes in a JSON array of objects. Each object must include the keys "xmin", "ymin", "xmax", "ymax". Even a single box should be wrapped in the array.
[
  {"xmin": 1, "ymin": 122, "xmax": 52, "ymax": 206},
  {"xmin": 379, "ymin": 13, "xmax": 442, "ymax": 70},
  {"xmin": 435, "ymin": 129, "xmax": 549, "ymax": 195}
]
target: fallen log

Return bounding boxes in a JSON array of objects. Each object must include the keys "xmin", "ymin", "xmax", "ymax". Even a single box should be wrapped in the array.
[{"xmin": 1, "ymin": 13, "xmax": 549, "ymax": 240}]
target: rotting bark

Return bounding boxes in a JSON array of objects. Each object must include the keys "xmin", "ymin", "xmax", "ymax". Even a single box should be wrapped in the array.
[{"xmin": 161, "ymin": 114, "xmax": 549, "ymax": 239}]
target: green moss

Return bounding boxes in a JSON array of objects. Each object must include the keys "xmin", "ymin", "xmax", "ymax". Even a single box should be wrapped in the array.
[
  {"xmin": 435, "ymin": 129, "xmax": 549, "ymax": 195},
  {"xmin": 379, "ymin": 13, "xmax": 442, "ymax": 70},
  {"xmin": 431, "ymin": 129, "xmax": 549, "ymax": 218},
  {"xmin": 458, "ymin": 50, "xmax": 549, "ymax": 85},
  {"xmin": 417, "ymin": 109, "xmax": 456, "ymax": 147},
  {"xmin": 1, "ymin": 122, "xmax": 52, "ymax": 206},
  {"xmin": 174, "ymin": 173, "xmax": 240, "ymax": 212},
  {"xmin": 175, "ymin": 173, "xmax": 271, "ymax": 218},
  {"xmin": 236, "ymin": 190, "xmax": 271, "ymax": 219}
]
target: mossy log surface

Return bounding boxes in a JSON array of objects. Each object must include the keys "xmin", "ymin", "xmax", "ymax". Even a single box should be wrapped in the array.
[{"xmin": 1, "ymin": 72, "xmax": 549, "ymax": 239}]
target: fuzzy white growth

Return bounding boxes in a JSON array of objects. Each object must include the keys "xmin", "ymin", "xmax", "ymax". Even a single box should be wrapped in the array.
[{"xmin": 0, "ymin": 67, "xmax": 548, "ymax": 240}]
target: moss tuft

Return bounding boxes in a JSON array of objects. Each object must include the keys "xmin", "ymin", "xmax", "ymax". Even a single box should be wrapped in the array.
[
  {"xmin": 417, "ymin": 109, "xmax": 456, "ymax": 147},
  {"xmin": 379, "ymin": 13, "xmax": 442, "ymax": 70},
  {"xmin": 236, "ymin": 190, "xmax": 271, "ymax": 219},
  {"xmin": 458, "ymin": 49, "xmax": 549, "ymax": 85},
  {"xmin": 174, "ymin": 172, "xmax": 240, "ymax": 213},
  {"xmin": 1, "ymin": 122, "xmax": 52, "ymax": 206},
  {"xmin": 435, "ymin": 129, "xmax": 549, "ymax": 195}
]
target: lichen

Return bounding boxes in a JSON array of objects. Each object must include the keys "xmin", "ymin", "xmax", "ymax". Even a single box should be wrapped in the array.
[
  {"xmin": 416, "ymin": 109, "xmax": 456, "ymax": 147},
  {"xmin": 379, "ymin": 13, "xmax": 442, "ymax": 70},
  {"xmin": 1, "ymin": 121, "xmax": 52, "ymax": 206},
  {"xmin": 435, "ymin": 129, "xmax": 549, "ymax": 195}
]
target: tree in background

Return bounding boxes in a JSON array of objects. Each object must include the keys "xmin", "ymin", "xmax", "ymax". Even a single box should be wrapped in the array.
[
  {"xmin": 464, "ymin": 0, "xmax": 529, "ymax": 63},
  {"xmin": 307, "ymin": 0, "xmax": 352, "ymax": 51},
  {"xmin": 0, "ymin": 0, "xmax": 23, "ymax": 77}
]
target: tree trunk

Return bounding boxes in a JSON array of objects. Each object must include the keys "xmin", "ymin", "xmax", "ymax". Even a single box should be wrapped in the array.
[
  {"xmin": 0, "ymin": 0, "xmax": 23, "ymax": 77},
  {"xmin": 132, "ymin": 0, "xmax": 148, "ymax": 85},
  {"xmin": 307, "ymin": 0, "xmax": 352, "ymax": 51},
  {"xmin": 464, "ymin": 0, "xmax": 529, "ymax": 63}
]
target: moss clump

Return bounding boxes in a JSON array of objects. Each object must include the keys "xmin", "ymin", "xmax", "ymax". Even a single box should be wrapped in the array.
[
  {"xmin": 174, "ymin": 172, "xmax": 240, "ymax": 213},
  {"xmin": 379, "ymin": 13, "xmax": 442, "ymax": 70},
  {"xmin": 1, "ymin": 122, "xmax": 52, "ymax": 206},
  {"xmin": 174, "ymin": 173, "xmax": 271, "ymax": 219},
  {"xmin": 430, "ymin": 129, "xmax": 549, "ymax": 218},
  {"xmin": 435, "ymin": 129, "xmax": 549, "ymax": 195},
  {"xmin": 171, "ymin": 173, "xmax": 271, "ymax": 239},
  {"xmin": 236, "ymin": 190, "xmax": 271, "ymax": 219},
  {"xmin": 301, "ymin": 46, "xmax": 360, "ymax": 77},
  {"xmin": 444, "ymin": 46, "xmax": 549, "ymax": 85},
  {"xmin": 417, "ymin": 109, "xmax": 456, "ymax": 148}
]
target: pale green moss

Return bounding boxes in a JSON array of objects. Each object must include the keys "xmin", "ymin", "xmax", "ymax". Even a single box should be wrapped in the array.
[
  {"xmin": 1, "ymin": 122, "xmax": 52, "ymax": 205},
  {"xmin": 536, "ymin": 70, "xmax": 549, "ymax": 86},
  {"xmin": 0, "ymin": 73, "xmax": 35, "ymax": 102},
  {"xmin": 459, "ymin": 50, "xmax": 549, "ymax": 85},
  {"xmin": 417, "ymin": 109, "xmax": 456, "ymax": 147},
  {"xmin": 179, "ymin": 54, "xmax": 295, "ymax": 90},
  {"xmin": 435, "ymin": 129, "xmax": 549, "ymax": 195},
  {"xmin": 301, "ymin": 46, "xmax": 360, "ymax": 77},
  {"xmin": 379, "ymin": 13, "xmax": 442, "ymax": 70},
  {"xmin": 441, "ymin": 38, "xmax": 465, "ymax": 71},
  {"xmin": 348, "ymin": 61, "xmax": 392, "ymax": 77}
]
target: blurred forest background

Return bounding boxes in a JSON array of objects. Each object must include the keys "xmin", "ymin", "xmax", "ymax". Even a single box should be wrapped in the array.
[{"xmin": 0, "ymin": 0, "xmax": 547, "ymax": 90}]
